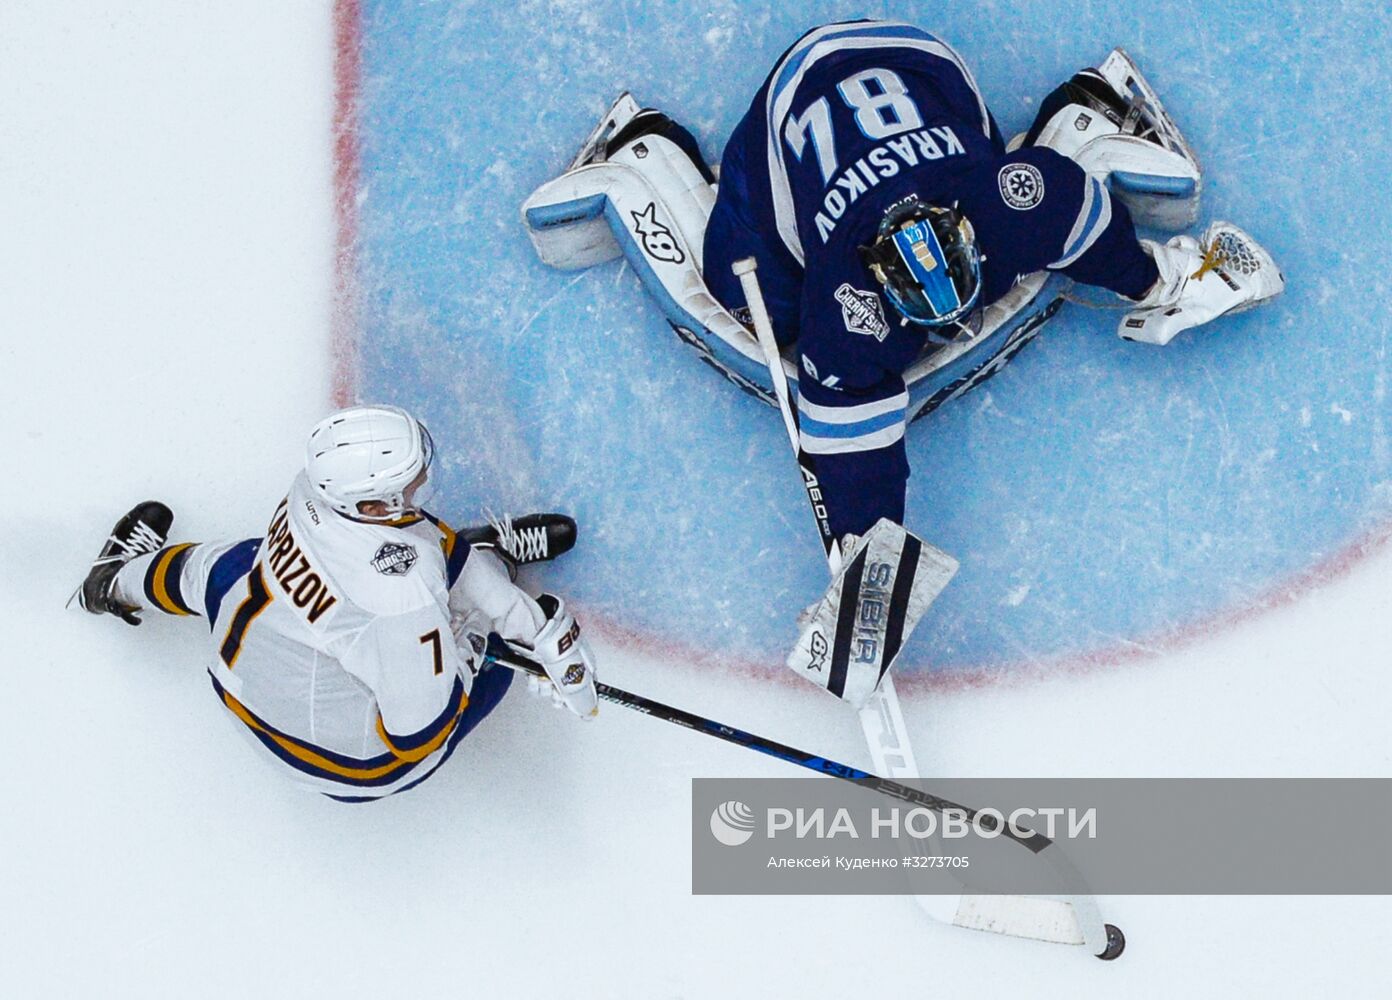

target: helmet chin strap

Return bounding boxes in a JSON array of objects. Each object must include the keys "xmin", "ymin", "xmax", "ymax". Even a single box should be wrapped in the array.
[{"xmin": 341, "ymin": 503, "xmax": 421, "ymax": 526}]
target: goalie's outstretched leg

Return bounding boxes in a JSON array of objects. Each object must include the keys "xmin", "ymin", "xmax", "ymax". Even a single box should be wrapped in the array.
[
  {"xmin": 567, "ymin": 92, "xmax": 714, "ymax": 185},
  {"xmin": 1019, "ymin": 49, "xmax": 1203, "ymax": 230}
]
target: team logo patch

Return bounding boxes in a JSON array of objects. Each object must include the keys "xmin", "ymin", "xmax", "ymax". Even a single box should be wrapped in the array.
[
  {"xmin": 834, "ymin": 283, "xmax": 889, "ymax": 341},
  {"xmin": 1074, "ymin": 112, "xmax": 1093, "ymax": 131},
  {"xmin": 998, "ymin": 163, "xmax": 1045, "ymax": 210},
  {"xmin": 372, "ymin": 541, "xmax": 418, "ymax": 576},
  {"xmin": 630, "ymin": 202, "xmax": 685, "ymax": 264},
  {"xmin": 562, "ymin": 663, "xmax": 586, "ymax": 686}
]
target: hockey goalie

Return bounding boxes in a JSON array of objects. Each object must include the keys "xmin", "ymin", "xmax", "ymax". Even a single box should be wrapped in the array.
[{"xmin": 520, "ymin": 17, "xmax": 1284, "ymax": 703}]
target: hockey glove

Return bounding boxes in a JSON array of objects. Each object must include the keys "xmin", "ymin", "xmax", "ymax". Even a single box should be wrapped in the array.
[
  {"xmin": 1120, "ymin": 222, "xmax": 1283, "ymax": 346},
  {"xmin": 508, "ymin": 593, "xmax": 598, "ymax": 719}
]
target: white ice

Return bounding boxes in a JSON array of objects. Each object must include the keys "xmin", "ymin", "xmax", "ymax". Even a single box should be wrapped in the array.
[{"xmin": 1, "ymin": 3, "xmax": 1388, "ymax": 997}]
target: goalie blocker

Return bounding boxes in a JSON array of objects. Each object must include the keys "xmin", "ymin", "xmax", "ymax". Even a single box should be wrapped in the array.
[{"xmin": 790, "ymin": 519, "xmax": 959, "ymax": 708}]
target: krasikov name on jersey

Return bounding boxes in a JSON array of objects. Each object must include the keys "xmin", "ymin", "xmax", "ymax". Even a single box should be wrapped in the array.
[{"xmin": 812, "ymin": 125, "xmax": 965, "ymax": 244}]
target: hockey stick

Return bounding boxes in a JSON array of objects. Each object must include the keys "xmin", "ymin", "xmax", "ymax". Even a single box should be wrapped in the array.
[
  {"xmin": 730, "ymin": 257, "xmax": 1121, "ymax": 958},
  {"xmin": 486, "ymin": 642, "xmax": 1123, "ymax": 960},
  {"xmin": 731, "ymin": 257, "xmax": 922, "ymax": 779}
]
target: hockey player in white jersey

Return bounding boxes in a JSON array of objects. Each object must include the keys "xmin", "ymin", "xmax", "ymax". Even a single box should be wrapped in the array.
[{"xmin": 73, "ymin": 404, "xmax": 596, "ymax": 802}]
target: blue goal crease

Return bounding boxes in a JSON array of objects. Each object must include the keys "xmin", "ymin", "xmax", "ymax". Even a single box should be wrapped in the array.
[{"xmin": 351, "ymin": 2, "xmax": 1391, "ymax": 672}]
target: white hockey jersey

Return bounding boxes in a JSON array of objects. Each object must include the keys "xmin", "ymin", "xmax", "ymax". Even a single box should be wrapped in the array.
[{"xmin": 206, "ymin": 472, "xmax": 544, "ymax": 798}]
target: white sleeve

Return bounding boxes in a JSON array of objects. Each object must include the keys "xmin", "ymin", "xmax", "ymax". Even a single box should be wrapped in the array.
[
  {"xmin": 449, "ymin": 546, "xmax": 547, "ymax": 643},
  {"xmin": 340, "ymin": 603, "xmax": 469, "ymax": 743}
]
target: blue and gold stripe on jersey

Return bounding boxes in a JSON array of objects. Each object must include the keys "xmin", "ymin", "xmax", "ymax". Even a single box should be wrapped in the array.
[
  {"xmin": 328, "ymin": 665, "xmax": 514, "ymax": 803},
  {"xmin": 143, "ymin": 543, "xmax": 199, "ymax": 616},
  {"xmin": 375, "ymin": 679, "xmax": 471, "ymax": 761},
  {"xmin": 422, "ymin": 511, "xmax": 470, "ymax": 586},
  {"xmin": 208, "ymin": 672, "xmax": 470, "ymax": 788}
]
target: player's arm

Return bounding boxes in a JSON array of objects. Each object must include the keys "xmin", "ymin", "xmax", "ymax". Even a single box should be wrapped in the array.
[
  {"xmin": 989, "ymin": 146, "xmax": 1159, "ymax": 299},
  {"xmin": 450, "ymin": 545, "xmax": 599, "ymax": 718},
  {"xmin": 988, "ymin": 146, "xmax": 1282, "ymax": 346},
  {"xmin": 794, "ymin": 349, "xmax": 911, "ymax": 541},
  {"xmin": 339, "ymin": 604, "xmax": 472, "ymax": 758}
]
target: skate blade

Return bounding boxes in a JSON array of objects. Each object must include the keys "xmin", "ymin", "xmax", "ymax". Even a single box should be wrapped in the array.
[
  {"xmin": 567, "ymin": 92, "xmax": 643, "ymax": 171},
  {"xmin": 1098, "ymin": 48, "xmax": 1200, "ymax": 168}
]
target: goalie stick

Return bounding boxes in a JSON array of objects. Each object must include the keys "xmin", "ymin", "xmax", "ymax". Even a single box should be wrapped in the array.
[
  {"xmin": 731, "ymin": 256, "xmax": 925, "ymax": 780},
  {"xmin": 732, "ymin": 257, "xmax": 1122, "ymax": 957},
  {"xmin": 486, "ymin": 641, "xmax": 1124, "ymax": 960}
]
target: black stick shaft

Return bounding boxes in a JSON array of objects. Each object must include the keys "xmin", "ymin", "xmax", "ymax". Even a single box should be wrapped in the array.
[{"xmin": 486, "ymin": 643, "xmax": 1050, "ymax": 854}]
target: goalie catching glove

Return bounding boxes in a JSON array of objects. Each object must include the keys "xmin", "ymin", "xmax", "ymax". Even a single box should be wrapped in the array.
[
  {"xmin": 507, "ymin": 593, "xmax": 599, "ymax": 719},
  {"xmin": 1120, "ymin": 221, "xmax": 1284, "ymax": 346}
]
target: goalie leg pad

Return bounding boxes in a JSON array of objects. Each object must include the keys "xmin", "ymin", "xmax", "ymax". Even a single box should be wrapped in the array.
[
  {"xmin": 522, "ymin": 95, "xmax": 774, "ymax": 401},
  {"xmin": 788, "ymin": 519, "xmax": 959, "ymax": 708},
  {"xmin": 1018, "ymin": 50, "xmax": 1202, "ymax": 231}
]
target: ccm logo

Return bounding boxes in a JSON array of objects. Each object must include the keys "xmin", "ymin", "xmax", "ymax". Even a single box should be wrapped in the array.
[{"xmin": 557, "ymin": 620, "xmax": 581, "ymax": 654}]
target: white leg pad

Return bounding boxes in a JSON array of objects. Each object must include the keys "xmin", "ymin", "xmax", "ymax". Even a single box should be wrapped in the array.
[
  {"xmin": 521, "ymin": 135, "xmax": 769, "ymax": 389},
  {"xmin": 1029, "ymin": 49, "xmax": 1203, "ymax": 231}
]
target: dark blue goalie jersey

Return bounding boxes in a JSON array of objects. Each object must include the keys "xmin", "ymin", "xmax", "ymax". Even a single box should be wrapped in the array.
[{"xmin": 703, "ymin": 20, "xmax": 1159, "ymax": 539}]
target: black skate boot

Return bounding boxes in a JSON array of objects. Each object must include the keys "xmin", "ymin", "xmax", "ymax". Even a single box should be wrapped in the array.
[
  {"xmin": 569, "ymin": 92, "xmax": 716, "ymax": 183},
  {"xmin": 71, "ymin": 501, "xmax": 173, "ymax": 626},
  {"xmin": 461, "ymin": 513, "xmax": 577, "ymax": 579}
]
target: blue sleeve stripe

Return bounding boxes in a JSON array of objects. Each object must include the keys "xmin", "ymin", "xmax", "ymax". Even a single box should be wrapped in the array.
[
  {"xmin": 796, "ymin": 386, "xmax": 908, "ymax": 452},
  {"xmin": 798, "ymin": 407, "xmax": 904, "ymax": 439},
  {"xmin": 1052, "ymin": 175, "xmax": 1113, "ymax": 269},
  {"xmin": 797, "ymin": 388, "xmax": 908, "ymax": 423},
  {"xmin": 204, "ymin": 538, "xmax": 262, "ymax": 628},
  {"xmin": 801, "ymin": 420, "xmax": 905, "ymax": 455},
  {"xmin": 444, "ymin": 535, "xmax": 469, "ymax": 588},
  {"xmin": 422, "ymin": 511, "xmax": 470, "ymax": 587}
]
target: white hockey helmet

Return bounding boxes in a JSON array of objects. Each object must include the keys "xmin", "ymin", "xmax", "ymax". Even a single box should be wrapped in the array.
[{"xmin": 305, "ymin": 404, "xmax": 435, "ymax": 522}]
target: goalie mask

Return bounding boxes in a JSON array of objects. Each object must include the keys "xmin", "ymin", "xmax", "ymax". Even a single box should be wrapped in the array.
[
  {"xmin": 858, "ymin": 199, "xmax": 983, "ymax": 342},
  {"xmin": 305, "ymin": 404, "xmax": 435, "ymax": 522}
]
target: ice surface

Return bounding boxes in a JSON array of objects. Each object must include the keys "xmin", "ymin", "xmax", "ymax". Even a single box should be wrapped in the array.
[
  {"xmin": 1, "ymin": 2, "xmax": 1389, "ymax": 998},
  {"xmin": 355, "ymin": 0, "xmax": 1392, "ymax": 675}
]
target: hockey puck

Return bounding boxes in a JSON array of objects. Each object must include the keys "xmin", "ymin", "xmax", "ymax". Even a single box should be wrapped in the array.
[{"xmin": 1095, "ymin": 923, "xmax": 1126, "ymax": 961}]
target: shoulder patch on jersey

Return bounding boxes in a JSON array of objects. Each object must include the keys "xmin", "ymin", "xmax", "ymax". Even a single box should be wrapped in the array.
[
  {"xmin": 998, "ymin": 163, "xmax": 1045, "ymax": 210},
  {"xmin": 834, "ymin": 283, "xmax": 889, "ymax": 342},
  {"xmin": 372, "ymin": 541, "xmax": 418, "ymax": 576}
]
